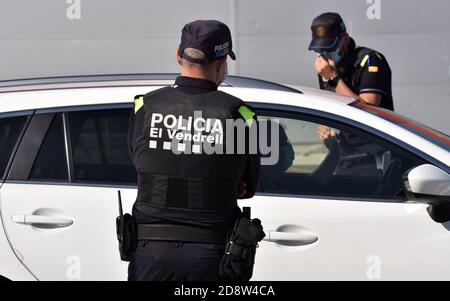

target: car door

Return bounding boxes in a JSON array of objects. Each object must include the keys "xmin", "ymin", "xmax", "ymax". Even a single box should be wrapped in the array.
[
  {"xmin": 0, "ymin": 105, "xmax": 137, "ymax": 280},
  {"xmin": 241, "ymin": 106, "xmax": 450, "ymax": 280}
]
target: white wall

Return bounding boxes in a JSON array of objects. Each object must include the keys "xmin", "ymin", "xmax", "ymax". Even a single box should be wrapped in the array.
[{"xmin": 0, "ymin": 0, "xmax": 449, "ymax": 133}]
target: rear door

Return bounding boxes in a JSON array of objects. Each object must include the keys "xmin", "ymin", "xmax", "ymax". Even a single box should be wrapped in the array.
[
  {"xmin": 242, "ymin": 107, "xmax": 450, "ymax": 280},
  {"xmin": 0, "ymin": 105, "xmax": 137, "ymax": 280}
]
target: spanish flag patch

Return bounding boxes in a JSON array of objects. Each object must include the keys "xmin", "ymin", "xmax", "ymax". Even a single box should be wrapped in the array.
[{"xmin": 368, "ymin": 66, "xmax": 379, "ymax": 73}]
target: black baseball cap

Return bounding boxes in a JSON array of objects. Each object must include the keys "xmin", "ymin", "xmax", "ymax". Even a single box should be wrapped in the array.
[
  {"xmin": 179, "ymin": 20, "xmax": 236, "ymax": 64},
  {"xmin": 308, "ymin": 13, "xmax": 347, "ymax": 51}
]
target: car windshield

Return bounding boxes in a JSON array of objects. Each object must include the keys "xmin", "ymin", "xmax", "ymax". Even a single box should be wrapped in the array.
[{"xmin": 351, "ymin": 101, "xmax": 450, "ymax": 152}]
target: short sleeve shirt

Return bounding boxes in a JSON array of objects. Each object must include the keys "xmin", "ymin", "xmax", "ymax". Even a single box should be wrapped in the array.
[{"xmin": 342, "ymin": 39, "xmax": 394, "ymax": 111}]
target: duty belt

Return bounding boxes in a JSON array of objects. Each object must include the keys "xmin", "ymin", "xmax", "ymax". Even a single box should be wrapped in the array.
[{"xmin": 137, "ymin": 224, "xmax": 227, "ymax": 244}]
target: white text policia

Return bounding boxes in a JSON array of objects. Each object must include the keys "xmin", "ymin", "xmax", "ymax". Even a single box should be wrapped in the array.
[{"xmin": 149, "ymin": 112, "xmax": 224, "ymax": 145}]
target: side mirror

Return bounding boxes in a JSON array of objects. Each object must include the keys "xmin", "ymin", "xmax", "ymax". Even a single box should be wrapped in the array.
[{"xmin": 404, "ymin": 164, "xmax": 450, "ymax": 223}]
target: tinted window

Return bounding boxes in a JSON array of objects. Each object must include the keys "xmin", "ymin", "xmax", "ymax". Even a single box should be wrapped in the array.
[
  {"xmin": 259, "ymin": 113, "xmax": 422, "ymax": 198},
  {"xmin": 30, "ymin": 114, "xmax": 68, "ymax": 181},
  {"xmin": 69, "ymin": 109, "xmax": 136, "ymax": 184},
  {"xmin": 0, "ymin": 115, "xmax": 28, "ymax": 179}
]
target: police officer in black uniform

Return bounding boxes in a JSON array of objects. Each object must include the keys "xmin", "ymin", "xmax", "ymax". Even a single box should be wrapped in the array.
[
  {"xmin": 127, "ymin": 20, "xmax": 261, "ymax": 281},
  {"xmin": 308, "ymin": 13, "xmax": 394, "ymax": 177},
  {"xmin": 309, "ymin": 12, "xmax": 393, "ymax": 111}
]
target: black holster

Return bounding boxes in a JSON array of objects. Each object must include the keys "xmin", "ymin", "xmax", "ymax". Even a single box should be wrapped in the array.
[
  {"xmin": 116, "ymin": 213, "xmax": 137, "ymax": 262},
  {"xmin": 116, "ymin": 191, "xmax": 137, "ymax": 262},
  {"xmin": 219, "ymin": 209, "xmax": 266, "ymax": 281}
]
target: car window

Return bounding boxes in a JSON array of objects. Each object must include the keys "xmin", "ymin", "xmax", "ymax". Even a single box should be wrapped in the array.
[
  {"xmin": 29, "ymin": 114, "xmax": 68, "ymax": 181},
  {"xmin": 258, "ymin": 113, "xmax": 423, "ymax": 199},
  {"xmin": 69, "ymin": 109, "xmax": 136, "ymax": 184},
  {"xmin": 0, "ymin": 115, "xmax": 28, "ymax": 179}
]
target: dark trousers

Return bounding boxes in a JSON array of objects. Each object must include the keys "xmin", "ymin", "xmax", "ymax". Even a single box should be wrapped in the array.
[{"xmin": 128, "ymin": 240, "xmax": 226, "ymax": 281}]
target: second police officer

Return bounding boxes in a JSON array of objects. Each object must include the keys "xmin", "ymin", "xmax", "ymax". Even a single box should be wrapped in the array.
[
  {"xmin": 309, "ymin": 12, "xmax": 394, "ymax": 111},
  {"xmin": 307, "ymin": 12, "xmax": 395, "ymax": 178}
]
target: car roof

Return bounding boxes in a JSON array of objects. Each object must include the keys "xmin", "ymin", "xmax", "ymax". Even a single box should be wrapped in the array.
[
  {"xmin": 0, "ymin": 73, "xmax": 302, "ymax": 94},
  {"xmin": 288, "ymin": 84, "xmax": 357, "ymax": 104},
  {"xmin": 0, "ymin": 73, "xmax": 357, "ymax": 113}
]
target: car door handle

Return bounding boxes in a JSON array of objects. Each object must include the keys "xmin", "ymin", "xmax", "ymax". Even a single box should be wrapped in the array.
[
  {"xmin": 264, "ymin": 231, "xmax": 318, "ymax": 244},
  {"xmin": 12, "ymin": 214, "xmax": 73, "ymax": 228}
]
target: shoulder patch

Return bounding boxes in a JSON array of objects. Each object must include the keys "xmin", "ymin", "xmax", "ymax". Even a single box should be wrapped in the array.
[
  {"xmin": 134, "ymin": 95, "xmax": 144, "ymax": 113},
  {"xmin": 368, "ymin": 66, "xmax": 379, "ymax": 73},
  {"xmin": 238, "ymin": 105, "xmax": 255, "ymax": 126}
]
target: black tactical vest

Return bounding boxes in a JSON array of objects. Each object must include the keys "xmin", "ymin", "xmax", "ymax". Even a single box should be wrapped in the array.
[{"xmin": 131, "ymin": 86, "xmax": 248, "ymax": 221}]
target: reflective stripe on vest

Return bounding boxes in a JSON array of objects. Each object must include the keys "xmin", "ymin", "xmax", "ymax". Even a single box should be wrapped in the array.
[
  {"xmin": 360, "ymin": 52, "xmax": 383, "ymax": 68},
  {"xmin": 360, "ymin": 55, "xmax": 370, "ymax": 67},
  {"xmin": 238, "ymin": 105, "xmax": 255, "ymax": 126},
  {"xmin": 134, "ymin": 95, "xmax": 144, "ymax": 113}
]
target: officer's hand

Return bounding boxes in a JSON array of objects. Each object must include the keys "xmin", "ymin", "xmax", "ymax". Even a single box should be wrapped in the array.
[
  {"xmin": 317, "ymin": 125, "xmax": 337, "ymax": 141},
  {"xmin": 238, "ymin": 181, "xmax": 247, "ymax": 198},
  {"xmin": 315, "ymin": 56, "xmax": 338, "ymax": 80}
]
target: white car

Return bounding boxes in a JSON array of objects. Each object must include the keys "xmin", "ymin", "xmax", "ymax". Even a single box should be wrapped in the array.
[{"xmin": 0, "ymin": 74, "xmax": 449, "ymax": 281}]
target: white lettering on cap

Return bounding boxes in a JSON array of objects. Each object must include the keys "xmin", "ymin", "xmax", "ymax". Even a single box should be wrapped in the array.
[{"xmin": 214, "ymin": 42, "xmax": 229, "ymax": 52}]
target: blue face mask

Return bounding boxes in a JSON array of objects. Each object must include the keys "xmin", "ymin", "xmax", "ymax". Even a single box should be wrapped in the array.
[
  {"xmin": 326, "ymin": 48, "xmax": 343, "ymax": 65},
  {"xmin": 219, "ymin": 62, "xmax": 228, "ymax": 85}
]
